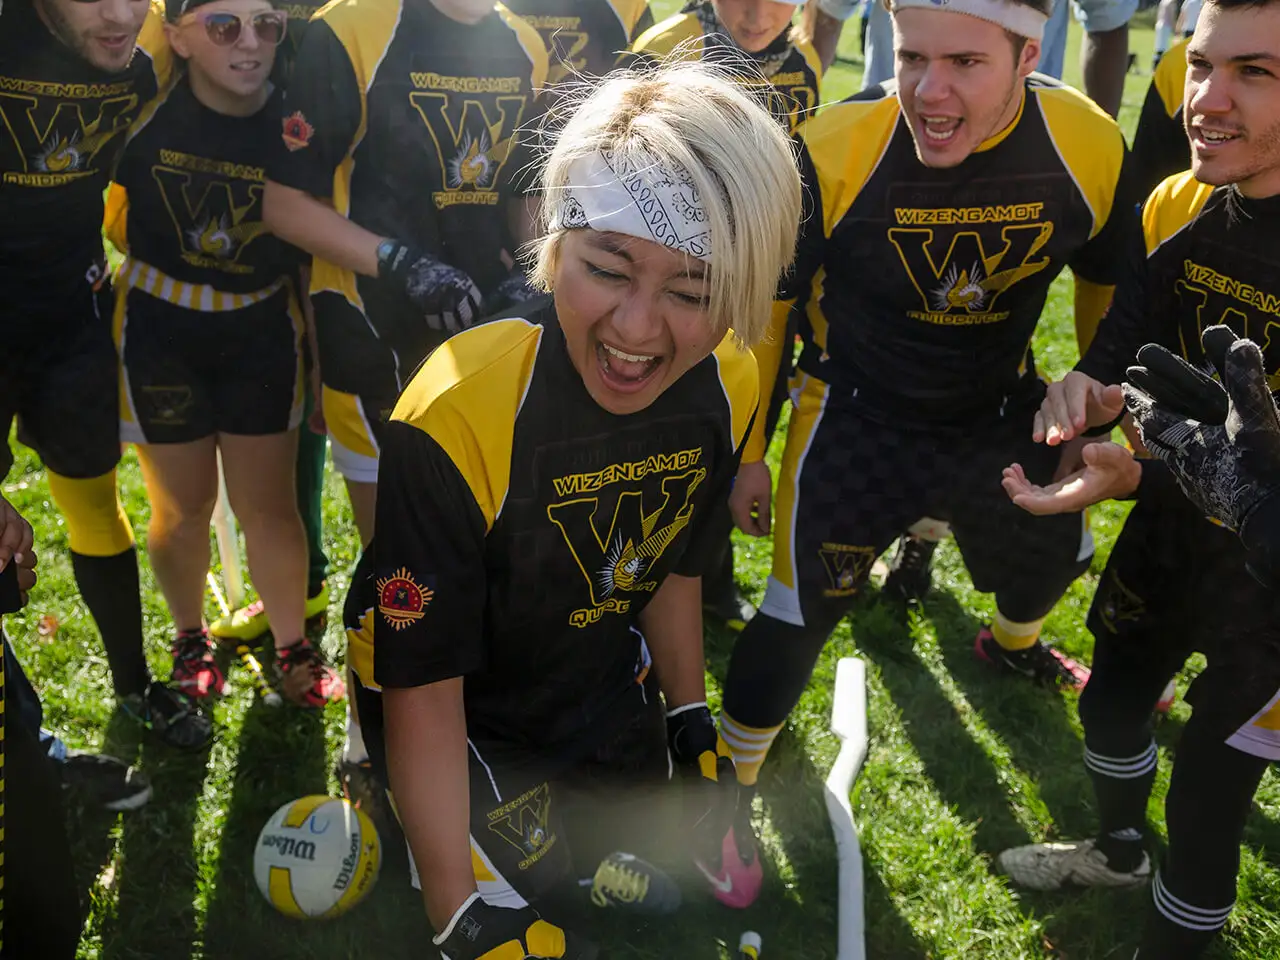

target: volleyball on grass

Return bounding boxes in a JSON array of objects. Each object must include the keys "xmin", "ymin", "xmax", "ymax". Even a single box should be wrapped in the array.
[{"xmin": 254, "ymin": 795, "xmax": 381, "ymax": 919}]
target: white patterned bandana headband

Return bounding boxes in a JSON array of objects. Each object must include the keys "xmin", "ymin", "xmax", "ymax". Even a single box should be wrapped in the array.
[
  {"xmin": 550, "ymin": 148, "xmax": 715, "ymax": 263},
  {"xmin": 890, "ymin": 0, "xmax": 1048, "ymax": 40}
]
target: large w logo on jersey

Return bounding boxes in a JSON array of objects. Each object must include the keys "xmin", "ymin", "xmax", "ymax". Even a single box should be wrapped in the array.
[
  {"xmin": 152, "ymin": 165, "xmax": 266, "ymax": 271},
  {"xmin": 889, "ymin": 222, "xmax": 1053, "ymax": 321},
  {"xmin": 548, "ymin": 469, "xmax": 706, "ymax": 623},
  {"xmin": 409, "ymin": 92, "xmax": 528, "ymax": 208},
  {"xmin": 1175, "ymin": 260, "xmax": 1280, "ymax": 389},
  {"xmin": 0, "ymin": 92, "xmax": 138, "ymax": 180}
]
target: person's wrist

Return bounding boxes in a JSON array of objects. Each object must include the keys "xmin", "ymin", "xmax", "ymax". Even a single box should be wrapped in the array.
[
  {"xmin": 375, "ymin": 238, "xmax": 409, "ymax": 282},
  {"xmin": 427, "ymin": 886, "xmax": 480, "ymax": 938}
]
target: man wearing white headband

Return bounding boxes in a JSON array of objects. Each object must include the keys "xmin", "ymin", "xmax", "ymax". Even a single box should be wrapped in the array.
[
  {"xmin": 338, "ymin": 62, "xmax": 802, "ymax": 957},
  {"xmin": 717, "ymin": 0, "xmax": 1139, "ymax": 906}
]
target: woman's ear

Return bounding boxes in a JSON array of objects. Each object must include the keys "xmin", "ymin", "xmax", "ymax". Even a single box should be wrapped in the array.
[{"xmin": 164, "ymin": 20, "xmax": 192, "ymax": 60}]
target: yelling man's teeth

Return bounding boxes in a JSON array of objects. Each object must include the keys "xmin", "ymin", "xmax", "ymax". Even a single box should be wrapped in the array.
[
  {"xmin": 1201, "ymin": 130, "xmax": 1236, "ymax": 141},
  {"xmin": 602, "ymin": 343, "xmax": 656, "ymax": 363},
  {"xmin": 922, "ymin": 117, "xmax": 961, "ymax": 141}
]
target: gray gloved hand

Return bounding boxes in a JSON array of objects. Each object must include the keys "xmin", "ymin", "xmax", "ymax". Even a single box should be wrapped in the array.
[
  {"xmin": 1123, "ymin": 324, "xmax": 1280, "ymax": 531},
  {"xmin": 378, "ymin": 240, "xmax": 483, "ymax": 334}
]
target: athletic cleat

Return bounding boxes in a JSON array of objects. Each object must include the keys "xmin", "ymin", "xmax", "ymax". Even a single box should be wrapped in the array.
[
  {"xmin": 210, "ymin": 582, "xmax": 330, "ymax": 642},
  {"xmin": 696, "ymin": 785, "xmax": 763, "ymax": 908},
  {"xmin": 119, "ymin": 682, "xmax": 214, "ymax": 750},
  {"xmin": 275, "ymin": 638, "xmax": 346, "ymax": 708},
  {"xmin": 170, "ymin": 628, "xmax": 227, "ymax": 699},
  {"xmin": 998, "ymin": 838, "xmax": 1151, "ymax": 892},
  {"xmin": 336, "ymin": 756, "xmax": 391, "ymax": 833},
  {"xmin": 882, "ymin": 535, "xmax": 938, "ymax": 603},
  {"xmin": 1155, "ymin": 678, "xmax": 1177, "ymax": 714},
  {"xmin": 974, "ymin": 628, "xmax": 1091, "ymax": 691},
  {"xmin": 590, "ymin": 852, "xmax": 682, "ymax": 914},
  {"xmin": 60, "ymin": 750, "xmax": 153, "ymax": 811},
  {"xmin": 703, "ymin": 587, "xmax": 757, "ymax": 632}
]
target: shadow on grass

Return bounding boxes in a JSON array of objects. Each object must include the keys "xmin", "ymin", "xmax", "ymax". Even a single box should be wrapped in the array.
[
  {"xmin": 197, "ymin": 694, "xmax": 429, "ymax": 958},
  {"xmin": 102, "ymin": 713, "xmax": 213, "ymax": 960},
  {"xmin": 923, "ymin": 590, "xmax": 1102, "ymax": 843}
]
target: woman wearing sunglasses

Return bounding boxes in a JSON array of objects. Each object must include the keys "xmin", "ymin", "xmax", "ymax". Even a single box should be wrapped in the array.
[{"xmin": 102, "ymin": 0, "xmax": 346, "ymax": 709}]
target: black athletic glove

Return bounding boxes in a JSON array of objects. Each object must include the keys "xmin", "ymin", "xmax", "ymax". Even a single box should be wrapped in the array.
[
  {"xmin": 434, "ymin": 894, "xmax": 596, "ymax": 960},
  {"xmin": 666, "ymin": 703, "xmax": 736, "ymax": 863},
  {"xmin": 377, "ymin": 240, "xmax": 482, "ymax": 334},
  {"xmin": 1124, "ymin": 324, "xmax": 1280, "ymax": 533},
  {"xmin": 485, "ymin": 265, "xmax": 541, "ymax": 314}
]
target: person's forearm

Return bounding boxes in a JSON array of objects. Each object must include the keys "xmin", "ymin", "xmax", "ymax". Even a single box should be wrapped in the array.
[
  {"xmin": 264, "ymin": 181, "xmax": 383, "ymax": 279},
  {"xmin": 640, "ymin": 573, "xmax": 707, "ymax": 708},
  {"xmin": 1073, "ymin": 276, "xmax": 1114, "ymax": 355},
  {"xmin": 743, "ymin": 300, "xmax": 793, "ymax": 462},
  {"xmin": 809, "ymin": 7, "xmax": 844, "ymax": 73},
  {"xmin": 384, "ymin": 679, "xmax": 476, "ymax": 931},
  {"xmin": 1081, "ymin": 25, "xmax": 1129, "ymax": 119}
]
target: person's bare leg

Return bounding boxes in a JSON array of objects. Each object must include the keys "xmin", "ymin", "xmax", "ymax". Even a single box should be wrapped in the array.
[
  {"xmin": 1081, "ymin": 24, "xmax": 1129, "ymax": 118},
  {"xmin": 135, "ymin": 438, "xmax": 219, "ymax": 631},
  {"xmin": 345, "ymin": 478, "xmax": 376, "ymax": 549},
  {"xmin": 220, "ymin": 430, "xmax": 307, "ymax": 647}
]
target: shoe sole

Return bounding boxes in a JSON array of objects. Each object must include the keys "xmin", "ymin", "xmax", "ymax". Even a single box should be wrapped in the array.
[{"xmin": 102, "ymin": 784, "xmax": 154, "ymax": 812}]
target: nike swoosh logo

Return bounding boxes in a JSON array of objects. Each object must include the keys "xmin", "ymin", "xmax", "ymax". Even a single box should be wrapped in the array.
[
  {"xmin": 996, "ymin": 653, "xmax": 1037, "ymax": 678},
  {"xmin": 695, "ymin": 861, "xmax": 733, "ymax": 895}
]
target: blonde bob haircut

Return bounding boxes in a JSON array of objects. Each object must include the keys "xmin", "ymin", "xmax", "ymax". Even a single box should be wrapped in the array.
[{"xmin": 530, "ymin": 60, "xmax": 802, "ymax": 349}]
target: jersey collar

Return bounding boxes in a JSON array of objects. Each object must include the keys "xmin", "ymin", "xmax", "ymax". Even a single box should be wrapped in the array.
[{"xmin": 974, "ymin": 83, "xmax": 1027, "ymax": 154}]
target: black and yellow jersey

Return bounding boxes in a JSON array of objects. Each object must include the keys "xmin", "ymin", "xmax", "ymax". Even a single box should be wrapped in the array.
[
  {"xmin": 370, "ymin": 302, "xmax": 757, "ymax": 757},
  {"xmin": 104, "ymin": 81, "xmax": 298, "ymax": 296},
  {"xmin": 749, "ymin": 76, "xmax": 1135, "ymax": 452},
  {"xmin": 1133, "ymin": 37, "xmax": 1190, "ymax": 197},
  {"xmin": 1080, "ymin": 172, "xmax": 1280, "ymax": 391},
  {"xmin": 269, "ymin": 0, "xmax": 548, "ymax": 344},
  {"xmin": 0, "ymin": 0, "xmax": 172, "ymax": 313},
  {"xmin": 504, "ymin": 0, "xmax": 653, "ymax": 86},
  {"xmin": 629, "ymin": 4, "xmax": 820, "ymax": 134}
]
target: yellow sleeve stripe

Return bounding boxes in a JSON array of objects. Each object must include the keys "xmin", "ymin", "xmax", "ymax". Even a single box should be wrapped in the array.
[
  {"xmin": 797, "ymin": 38, "xmax": 823, "ymax": 82},
  {"xmin": 1155, "ymin": 37, "xmax": 1191, "ymax": 119},
  {"xmin": 138, "ymin": 2, "xmax": 176, "ymax": 90},
  {"xmin": 497, "ymin": 5, "xmax": 551, "ymax": 91},
  {"xmin": 1034, "ymin": 85, "xmax": 1125, "ymax": 240},
  {"xmin": 605, "ymin": 0, "xmax": 652, "ymax": 34},
  {"xmin": 392, "ymin": 318, "xmax": 543, "ymax": 531},
  {"xmin": 712, "ymin": 333, "xmax": 762, "ymax": 453},
  {"xmin": 800, "ymin": 93, "xmax": 900, "ymax": 237},
  {"xmin": 1142, "ymin": 170, "xmax": 1213, "ymax": 258},
  {"xmin": 630, "ymin": 12, "xmax": 704, "ymax": 58}
]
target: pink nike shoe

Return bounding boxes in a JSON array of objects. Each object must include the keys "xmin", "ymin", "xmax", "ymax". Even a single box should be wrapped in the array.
[{"xmin": 696, "ymin": 823, "xmax": 763, "ymax": 909}]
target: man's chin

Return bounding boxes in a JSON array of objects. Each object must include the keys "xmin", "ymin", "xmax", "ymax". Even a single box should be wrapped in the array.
[{"xmin": 81, "ymin": 39, "xmax": 136, "ymax": 73}]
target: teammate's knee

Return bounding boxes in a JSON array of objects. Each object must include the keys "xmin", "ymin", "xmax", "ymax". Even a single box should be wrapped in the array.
[{"xmin": 45, "ymin": 469, "xmax": 134, "ymax": 557}]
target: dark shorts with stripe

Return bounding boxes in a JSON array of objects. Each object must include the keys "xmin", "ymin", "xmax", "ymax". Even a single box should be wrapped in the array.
[
  {"xmin": 1, "ymin": 278, "xmax": 121, "ymax": 481},
  {"xmin": 761, "ymin": 375, "xmax": 1093, "ymax": 630},
  {"xmin": 1086, "ymin": 482, "xmax": 1280, "ymax": 758}
]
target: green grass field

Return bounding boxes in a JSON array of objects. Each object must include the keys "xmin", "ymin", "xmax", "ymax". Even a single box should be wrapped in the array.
[{"xmin": 6, "ymin": 8, "xmax": 1280, "ymax": 959}]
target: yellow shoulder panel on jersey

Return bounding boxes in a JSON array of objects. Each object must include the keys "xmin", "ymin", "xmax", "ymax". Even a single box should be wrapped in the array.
[
  {"xmin": 1155, "ymin": 37, "xmax": 1191, "ymax": 118},
  {"xmin": 712, "ymin": 334, "xmax": 761, "ymax": 452},
  {"xmin": 137, "ymin": 1, "xmax": 176, "ymax": 90},
  {"xmin": 796, "ymin": 37, "xmax": 823, "ymax": 86},
  {"xmin": 497, "ymin": 4, "xmax": 551, "ymax": 91},
  {"xmin": 392, "ymin": 318, "xmax": 544, "ymax": 531},
  {"xmin": 1141, "ymin": 170, "xmax": 1213, "ymax": 258},
  {"xmin": 315, "ymin": 0, "xmax": 402, "ymax": 93},
  {"xmin": 606, "ymin": 0, "xmax": 653, "ymax": 34},
  {"xmin": 630, "ymin": 12, "xmax": 704, "ymax": 59},
  {"xmin": 800, "ymin": 91, "xmax": 901, "ymax": 236},
  {"xmin": 104, "ymin": 183, "xmax": 129, "ymax": 256},
  {"xmin": 1034, "ymin": 83, "xmax": 1126, "ymax": 239}
]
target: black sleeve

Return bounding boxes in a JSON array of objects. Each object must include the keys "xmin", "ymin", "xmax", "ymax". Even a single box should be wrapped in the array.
[
  {"xmin": 1068, "ymin": 146, "xmax": 1142, "ymax": 287},
  {"xmin": 1132, "ymin": 84, "xmax": 1190, "ymax": 199},
  {"xmin": 630, "ymin": 4, "xmax": 655, "ymax": 41},
  {"xmin": 1241, "ymin": 494, "xmax": 1280, "ymax": 589},
  {"xmin": 778, "ymin": 138, "xmax": 825, "ymax": 302},
  {"xmin": 1076, "ymin": 215, "xmax": 1159, "ymax": 386},
  {"xmin": 372, "ymin": 422, "xmax": 489, "ymax": 689},
  {"xmin": 267, "ymin": 20, "xmax": 362, "ymax": 199},
  {"xmin": 673, "ymin": 408, "xmax": 757, "ymax": 577}
]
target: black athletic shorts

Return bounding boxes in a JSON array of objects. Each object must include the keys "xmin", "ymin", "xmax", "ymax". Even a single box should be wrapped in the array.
[
  {"xmin": 760, "ymin": 375, "xmax": 1093, "ymax": 629},
  {"xmin": 1087, "ymin": 482, "xmax": 1280, "ymax": 759},
  {"xmin": 1, "ymin": 276, "xmax": 121, "ymax": 481},
  {"xmin": 353, "ymin": 673, "xmax": 670, "ymax": 907},
  {"xmin": 114, "ymin": 282, "xmax": 303, "ymax": 444}
]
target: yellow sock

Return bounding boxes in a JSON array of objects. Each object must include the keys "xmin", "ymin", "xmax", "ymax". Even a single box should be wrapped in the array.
[
  {"xmin": 719, "ymin": 712, "xmax": 784, "ymax": 787},
  {"xmin": 990, "ymin": 611, "xmax": 1047, "ymax": 652},
  {"xmin": 46, "ymin": 470, "xmax": 134, "ymax": 556}
]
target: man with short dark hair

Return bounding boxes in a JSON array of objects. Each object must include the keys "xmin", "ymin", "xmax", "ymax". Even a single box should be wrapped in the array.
[
  {"xmin": 0, "ymin": 0, "xmax": 211, "ymax": 749},
  {"xmin": 998, "ymin": 1, "xmax": 1280, "ymax": 953}
]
